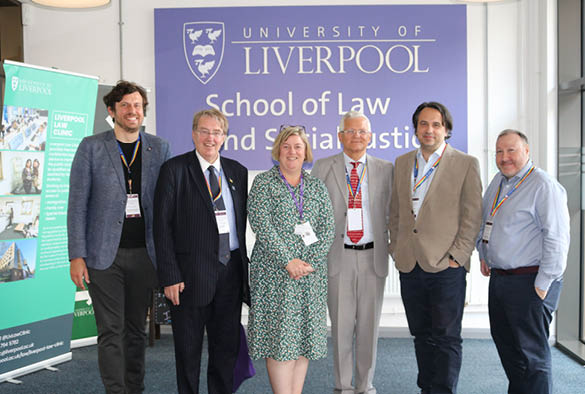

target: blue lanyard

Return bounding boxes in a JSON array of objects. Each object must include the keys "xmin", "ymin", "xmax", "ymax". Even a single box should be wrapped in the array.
[
  {"xmin": 117, "ymin": 134, "xmax": 141, "ymax": 193},
  {"xmin": 345, "ymin": 162, "xmax": 367, "ymax": 199},
  {"xmin": 491, "ymin": 166, "xmax": 535, "ymax": 216},
  {"xmin": 413, "ymin": 144, "xmax": 446, "ymax": 193},
  {"xmin": 204, "ymin": 167, "xmax": 223, "ymax": 205},
  {"xmin": 117, "ymin": 134, "xmax": 141, "ymax": 174}
]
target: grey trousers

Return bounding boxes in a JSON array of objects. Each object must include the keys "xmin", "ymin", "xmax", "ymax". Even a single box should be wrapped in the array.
[
  {"xmin": 87, "ymin": 247, "xmax": 157, "ymax": 394},
  {"xmin": 328, "ymin": 247, "xmax": 385, "ymax": 394}
]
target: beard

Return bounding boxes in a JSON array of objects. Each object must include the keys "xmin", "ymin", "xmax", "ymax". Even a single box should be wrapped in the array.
[{"xmin": 115, "ymin": 116, "xmax": 141, "ymax": 134}]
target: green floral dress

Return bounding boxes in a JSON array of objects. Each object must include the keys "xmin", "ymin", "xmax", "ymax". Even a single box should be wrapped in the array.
[{"xmin": 247, "ymin": 166, "xmax": 335, "ymax": 361}]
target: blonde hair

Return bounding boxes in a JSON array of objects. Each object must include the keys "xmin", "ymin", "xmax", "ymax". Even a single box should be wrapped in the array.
[
  {"xmin": 192, "ymin": 108, "xmax": 228, "ymax": 135},
  {"xmin": 271, "ymin": 126, "xmax": 313, "ymax": 163}
]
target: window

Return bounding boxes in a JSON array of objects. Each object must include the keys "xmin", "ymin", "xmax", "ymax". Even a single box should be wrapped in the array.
[{"xmin": 556, "ymin": 0, "xmax": 585, "ymax": 363}]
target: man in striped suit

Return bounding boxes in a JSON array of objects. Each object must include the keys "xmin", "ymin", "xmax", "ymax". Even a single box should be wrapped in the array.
[{"xmin": 154, "ymin": 108, "xmax": 250, "ymax": 394}]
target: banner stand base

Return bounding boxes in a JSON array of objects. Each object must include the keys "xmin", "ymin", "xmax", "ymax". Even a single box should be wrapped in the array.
[
  {"xmin": 0, "ymin": 352, "xmax": 71, "ymax": 384},
  {"xmin": 71, "ymin": 336, "xmax": 97, "ymax": 349}
]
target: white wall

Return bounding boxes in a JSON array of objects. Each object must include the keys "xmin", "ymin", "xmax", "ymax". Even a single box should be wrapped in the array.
[{"xmin": 20, "ymin": 0, "xmax": 557, "ymax": 329}]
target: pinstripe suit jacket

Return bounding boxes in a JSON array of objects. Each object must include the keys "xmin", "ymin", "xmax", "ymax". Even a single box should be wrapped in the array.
[{"xmin": 154, "ymin": 150, "xmax": 250, "ymax": 307}]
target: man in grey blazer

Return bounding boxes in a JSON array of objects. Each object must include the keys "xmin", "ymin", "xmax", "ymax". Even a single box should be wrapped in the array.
[
  {"xmin": 68, "ymin": 81, "xmax": 171, "ymax": 393},
  {"xmin": 389, "ymin": 102, "xmax": 482, "ymax": 394},
  {"xmin": 312, "ymin": 111, "xmax": 393, "ymax": 394}
]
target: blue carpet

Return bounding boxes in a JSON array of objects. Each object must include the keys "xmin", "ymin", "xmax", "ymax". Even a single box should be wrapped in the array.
[{"xmin": 1, "ymin": 335, "xmax": 584, "ymax": 393}]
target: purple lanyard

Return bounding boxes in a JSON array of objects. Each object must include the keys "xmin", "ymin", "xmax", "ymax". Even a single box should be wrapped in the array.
[{"xmin": 279, "ymin": 167, "xmax": 304, "ymax": 222}]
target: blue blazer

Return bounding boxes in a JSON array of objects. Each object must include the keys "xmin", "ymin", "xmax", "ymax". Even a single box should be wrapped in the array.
[{"xmin": 67, "ymin": 129, "xmax": 171, "ymax": 270}]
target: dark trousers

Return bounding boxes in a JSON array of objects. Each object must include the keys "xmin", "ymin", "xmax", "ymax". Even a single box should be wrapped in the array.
[
  {"xmin": 87, "ymin": 247, "xmax": 157, "ymax": 394},
  {"xmin": 489, "ymin": 272, "xmax": 562, "ymax": 394},
  {"xmin": 170, "ymin": 250, "xmax": 243, "ymax": 394},
  {"xmin": 400, "ymin": 264, "xmax": 467, "ymax": 394}
]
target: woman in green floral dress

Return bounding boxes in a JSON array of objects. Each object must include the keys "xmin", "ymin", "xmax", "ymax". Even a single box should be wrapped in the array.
[{"xmin": 247, "ymin": 125, "xmax": 335, "ymax": 394}]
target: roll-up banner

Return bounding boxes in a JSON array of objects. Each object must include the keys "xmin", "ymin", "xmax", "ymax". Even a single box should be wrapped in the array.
[
  {"xmin": 70, "ymin": 83, "xmax": 116, "ymax": 349},
  {"xmin": 0, "ymin": 61, "xmax": 98, "ymax": 382},
  {"xmin": 154, "ymin": 5, "xmax": 467, "ymax": 169}
]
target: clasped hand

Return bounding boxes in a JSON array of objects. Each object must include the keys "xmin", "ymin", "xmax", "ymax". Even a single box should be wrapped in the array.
[{"xmin": 285, "ymin": 258, "xmax": 314, "ymax": 280}]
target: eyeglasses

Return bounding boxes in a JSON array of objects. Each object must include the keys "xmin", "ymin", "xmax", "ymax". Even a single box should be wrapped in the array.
[
  {"xmin": 340, "ymin": 129, "xmax": 370, "ymax": 136},
  {"xmin": 196, "ymin": 128, "xmax": 224, "ymax": 137},
  {"xmin": 279, "ymin": 124, "xmax": 306, "ymax": 133}
]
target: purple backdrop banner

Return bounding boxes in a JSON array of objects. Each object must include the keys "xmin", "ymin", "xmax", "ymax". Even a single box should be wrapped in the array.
[{"xmin": 154, "ymin": 5, "xmax": 467, "ymax": 170}]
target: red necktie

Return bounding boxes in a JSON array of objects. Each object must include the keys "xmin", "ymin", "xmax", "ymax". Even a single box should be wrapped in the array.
[{"xmin": 347, "ymin": 161, "xmax": 363, "ymax": 243}]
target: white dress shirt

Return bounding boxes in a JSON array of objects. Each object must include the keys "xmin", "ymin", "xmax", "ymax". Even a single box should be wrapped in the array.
[
  {"xmin": 411, "ymin": 142, "xmax": 447, "ymax": 218},
  {"xmin": 195, "ymin": 150, "xmax": 239, "ymax": 250}
]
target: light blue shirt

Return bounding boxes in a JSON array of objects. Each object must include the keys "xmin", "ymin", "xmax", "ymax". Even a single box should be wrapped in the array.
[
  {"xmin": 476, "ymin": 160, "xmax": 570, "ymax": 291},
  {"xmin": 411, "ymin": 142, "xmax": 446, "ymax": 218},
  {"xmin": 343, "ymin": 152, "xmax": 373, "ymax": 244},
  {"xmin": 196, "ymin": 151, "xmax": 239, "ymax": 251}
]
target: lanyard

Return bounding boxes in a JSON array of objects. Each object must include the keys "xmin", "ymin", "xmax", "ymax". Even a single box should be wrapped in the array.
[
  {"xmin": 117, "ymin": 134, "xmax": 140, "ymax": 193},
  {"xmin": 490, "ymin": 166, "xmax": 535, "ymax": 217},
  {"xmin": 413, "ymin": 144, "xmax": 447, "ymax": 193},
  {"xmin": 345, "ymin": 162, "xmax": 367, "ymax": 200},
  {"xmin": 204, "ymin": 167, "xmax": 223, "ymax": 204},
  {"xmin": 279, "ymin": 167, "xmax": 304, "ymax": 221}
]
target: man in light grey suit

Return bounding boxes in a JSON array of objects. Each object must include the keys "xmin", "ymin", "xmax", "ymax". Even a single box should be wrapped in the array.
[
  {"xmin": 68, "ymin": 81, "xmax": 171, "ymax": 393},
  {"xmin": 312, "ymin": 111, "xmax": 393, "ymax": 394},
  {"xmin": 389, "ymin": 102, "xmax": 482, "ymax": 394}
]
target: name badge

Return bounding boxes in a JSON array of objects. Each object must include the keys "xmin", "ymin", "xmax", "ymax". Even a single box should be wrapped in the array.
[
  {"xmin": 347, "ymin": 208, "xmax": 363, "ymax": 231},
  {"xmin": 412, "ymin": 197, "xmax": 421, "ymax": 217},
  {"xmin": 482, "ymin": 221, "xmax": 493, "ymax": 243},
  {"xmin": 125, "ymin": 194, "xmax": 141, "ymax": 218},
  {"xmin": 215, "ymin": 210, "xmax": 230, "ymax": 234},
  {"xmin": 294, "ymin": 221, "xmax": 318, "ymax": 246}
]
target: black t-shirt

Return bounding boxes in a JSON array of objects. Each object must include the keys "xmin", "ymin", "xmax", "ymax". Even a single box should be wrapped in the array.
[{"xmin": 118, "ymin": 140, "xmax": 146, "ymax": 248}]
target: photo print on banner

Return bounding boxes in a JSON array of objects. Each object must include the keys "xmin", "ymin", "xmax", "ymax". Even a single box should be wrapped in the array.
[
  {"xmin": 0, "ymin": 105, "xmax": 45, "ymax": 283},
  {"xmin": 1, "ymin": 106, "xmax": 48, "ymax": 151}
]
